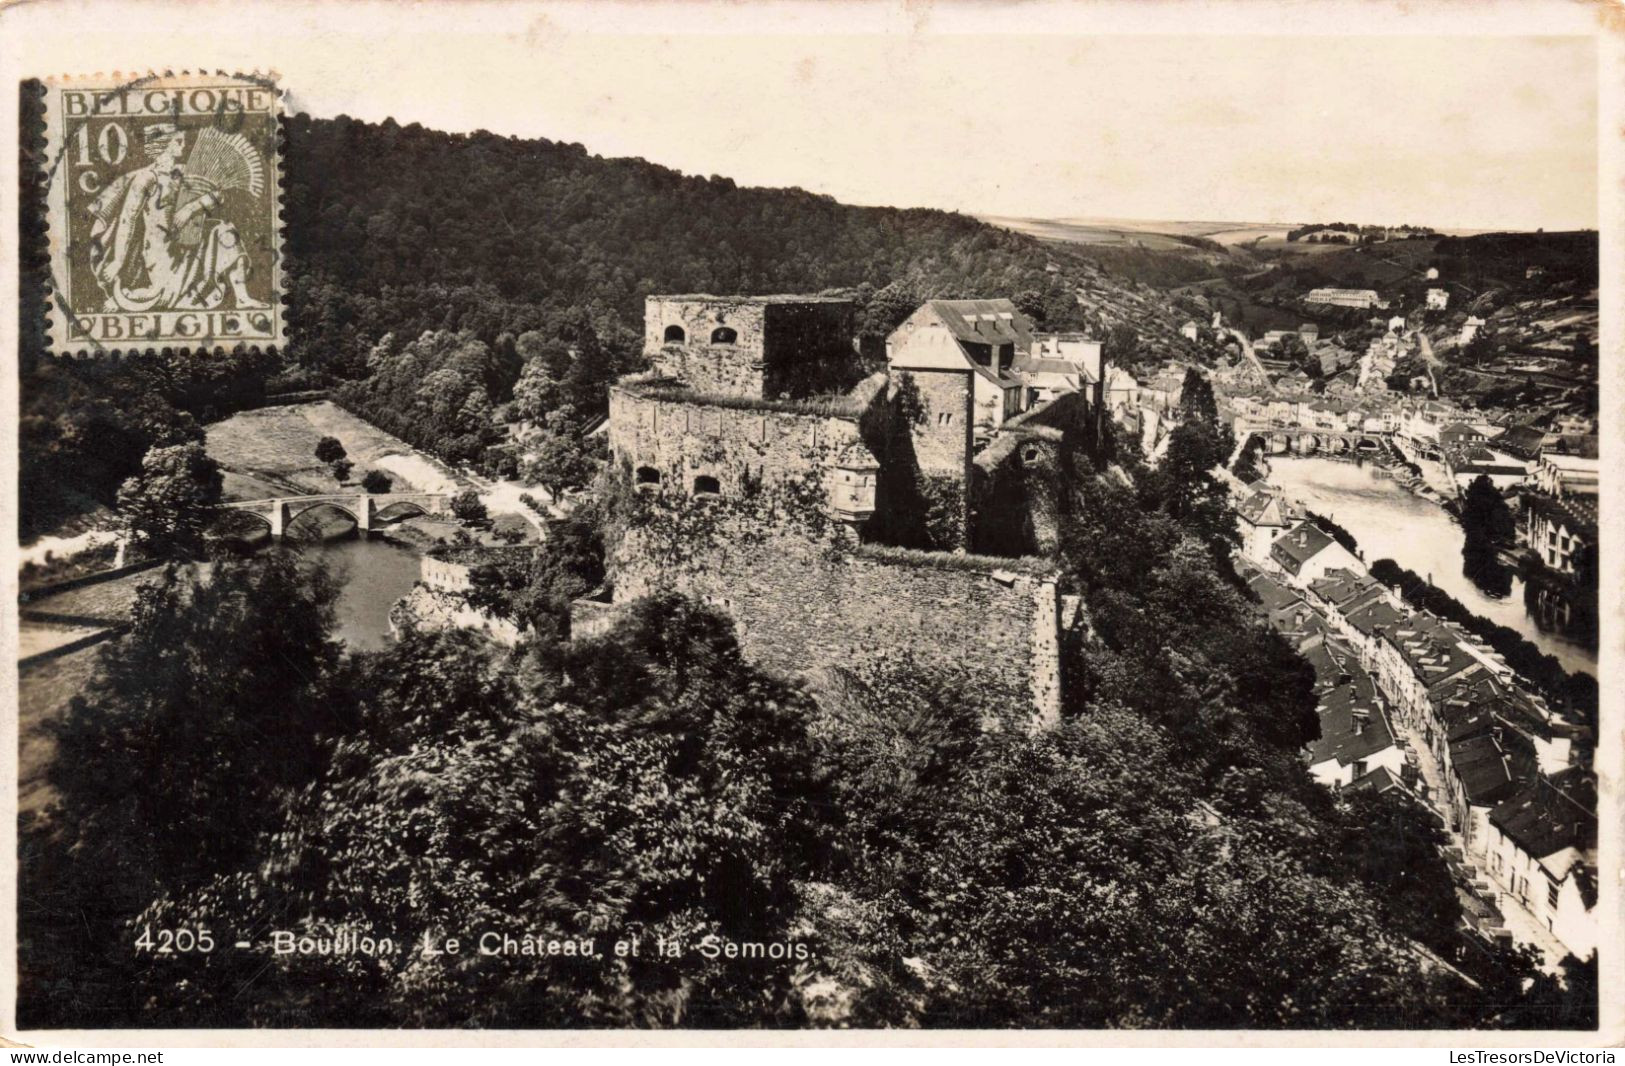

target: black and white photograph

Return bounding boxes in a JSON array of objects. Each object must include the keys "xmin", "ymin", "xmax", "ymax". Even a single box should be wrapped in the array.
[{"xmin": 3, "ymin": 0, "xmax": 1616, "ymax": 1047}]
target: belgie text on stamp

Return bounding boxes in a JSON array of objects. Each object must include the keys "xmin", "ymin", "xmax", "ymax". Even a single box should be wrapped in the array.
[{"xmin": 42, "ymin": 73, "xmax": 285, "ymax": 355}]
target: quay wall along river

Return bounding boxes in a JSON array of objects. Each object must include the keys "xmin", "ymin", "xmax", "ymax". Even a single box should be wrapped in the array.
[{"xmin": 1265, "ymin": 457, "xmax": 1596, "ymax": 676}]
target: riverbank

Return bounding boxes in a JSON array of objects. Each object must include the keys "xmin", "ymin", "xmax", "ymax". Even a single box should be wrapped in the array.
[
  {"xmin": 1265, "ymin": 457, "xmax": 1595, "ymax": 675},
  {"xmin": 1240, "ymin": 553, "xmax": 1590, "ymax": 969},
  {"xmin": 207, "ymin": 400, "xmax": 467, "ymax": 500}
]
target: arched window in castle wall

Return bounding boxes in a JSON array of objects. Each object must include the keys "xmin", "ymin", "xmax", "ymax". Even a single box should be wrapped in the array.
[
  {"xmin": 636, "ymin": 466, "xmax": 662, "ymax": 487},
  {"xmin": 693, "ymin": 474, "xmax": 721, "ymax": 496},
  {"xmin": 710, "ymin": 327, "xmax": 738, "ymax": 345},
  {"xmin": 664, "ymin": 325, "xmax": 686, "ymax": 343}
]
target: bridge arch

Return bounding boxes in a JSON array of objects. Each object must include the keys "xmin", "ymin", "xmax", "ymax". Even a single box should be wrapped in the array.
[
  {"xmin": 211, "ymin": 507, "xmax": 275, "ymax": 542},
  {"xmin": 372, "ymin": 500, "xmax": 431, "ymax": 523},
  {"xmin": 284, "ymin": 500, "xmax": 364, "ymax": 533}
]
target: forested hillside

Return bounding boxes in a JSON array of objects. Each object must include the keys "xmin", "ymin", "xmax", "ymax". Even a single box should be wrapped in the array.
[
  {"xmin": 282, "ymin": 113, "xmax": 1102, "ymax": 377},
  {"xmin": 21, "ymin": 103, "xmax": 1197, "ymax": 539},
  {"xmin": 20, "ymin": 375, "xmax": 1591, "ymax": 1029}
]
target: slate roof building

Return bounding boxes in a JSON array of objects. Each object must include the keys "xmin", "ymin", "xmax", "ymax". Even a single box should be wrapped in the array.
[
  {"xmin": 1534, "ymin": 451, "xmax": 1600, "ymax": 499},
  {"xmin": 1024, "ymin": 332, "xmax": 1104, "ymax": 406},
  {"xmin": 1236, "ymin": 488, "xmax": 1293, "ymax": 563},
  {"xmin": 1493, "ymin": 424, "xmax": 1557, "ymax": 462},
  {"xmin": 1269, "ymin": 521, "xmax": 1360, "ymax": 583},
  {"xmin": 887, "ymin": 299, "xmax": 1032, "ymax": 435},
  {"xmin": 1439, "ymin": 422, "xmax": 1487, "ymax": 447},
  {"xmin": 1522, "ymin": 494, "xmax": 1597, "ymax": 577},
  {"xmin": 1014, "ymin": 354, "xmax": 1085, "ymax": 406},
  {"xmin": 1442, "ymin": 728, "xmax": 1527, "ymax": 857},
  {"xmin": 1306, "ymin": 287, "xmax": 1382, "ymax": 309},
  {"xmin": 1243, "ymin": 566, "xmax": 1310, "ymax": 629},
  {"xmin": 1305, "ymin": 664, "xmax": 1406, "ymax": 790},
  {"xmin": 1484, "ymin": 768, "xmax": 1598, "ymax": 959}
]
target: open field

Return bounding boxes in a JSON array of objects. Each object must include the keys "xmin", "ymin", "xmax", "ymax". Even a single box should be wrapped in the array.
[
  {"xmin": 24, "ymin": 566, "xmax": 173, "ymax": 621},
  {"xmin": 18, "ymin": 622, "xmax": 105, "ymax": 660},
  {"xmin": 205, "ymin": 401, "xmax": 465, "ymax": 501},
  {"xmin": 15, "ymin": 562, "xmax": 184, "ymax": 818},
  {"xmin": 1046, "ymin": 216, "xmax": 1293, "ymax": 238},
  {"xmin": 204, "ymin": 401, "xmax": 536, "ymax": 540},
  {"xmin": 982, "ymin": 215, "xmax": 1509, "ymax": 256},
  {"xmin": 978, "ymin": 216, "xmax": 1206, "ymax": 250}
]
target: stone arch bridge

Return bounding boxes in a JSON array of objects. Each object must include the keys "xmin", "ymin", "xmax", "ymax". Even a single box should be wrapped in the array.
[
  {"xmin": 222, "ymin": 493, "xmax": 451, "ymax": 538},
  {"xmin": 1235, "ymin": 421, "xmax": 1391, "ymax": 457}
]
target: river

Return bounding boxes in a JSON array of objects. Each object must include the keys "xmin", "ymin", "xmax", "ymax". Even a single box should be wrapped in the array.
[
  {"xmin": 301, "ymin": 537, "xmax": 424, "ymax": 651},
  {"xmin": 1266, "ymin": 457, "xmax": 1597, "ymax": 676}
]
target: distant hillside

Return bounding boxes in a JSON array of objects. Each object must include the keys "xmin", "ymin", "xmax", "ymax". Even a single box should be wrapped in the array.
[
  {"xmin": 1180, "ymin": 230, "xmax": 1599, "ymax": 338},
  {"xmin": 18, "ymin": 102, "xmax": 1202, "ymax": 539},
  {"xmin": 977, "ymin": 214, "xmax": 1265, "ymax": 291},
  {"xmin": 281, "ymin": 114, "xmax": 1186, "ymax": 376}
]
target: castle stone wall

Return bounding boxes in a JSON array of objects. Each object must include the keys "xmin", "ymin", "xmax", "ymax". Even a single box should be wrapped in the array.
[
  {"xmin": 609, "ymin": 386, "xmax": 864, "ymax": 498},
  {"xmin": 643, "ymin": 296, "xmax": 858, "ymax": 400},
  {"xmin": 645, "ymin": 297, "xmax": 769, "ymax": 359},
  {"xmin": 611, "ymin": 518, "xmax": 1061, "ymax": 730},
  {"xmin": 649, "ymin": 343, "xmax": 765, "ymax": 398},
  {"xmin": 894, "ymin": 368, "xmax": 972, "ymax": 479}
]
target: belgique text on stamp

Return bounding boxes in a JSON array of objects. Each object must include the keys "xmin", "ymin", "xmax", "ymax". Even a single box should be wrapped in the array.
[{"xmin": 41, "ymin": 73, "xmax": 285, "ymax": 355}]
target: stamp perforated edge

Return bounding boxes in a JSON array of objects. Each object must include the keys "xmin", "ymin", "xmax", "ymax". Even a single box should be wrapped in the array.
[{"xmin": 37, "ymin": 70, "xmax": 288, "ymax": 359}]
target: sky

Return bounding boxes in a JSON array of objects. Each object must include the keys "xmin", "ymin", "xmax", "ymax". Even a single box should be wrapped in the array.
[{"xmin": 8, "ymin": 2, "xmax": 1603, "ymax": 232}]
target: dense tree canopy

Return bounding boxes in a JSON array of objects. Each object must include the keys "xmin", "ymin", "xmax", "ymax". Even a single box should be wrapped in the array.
[
  {"xmin": 280, "ymin": 114, "xmax": 1093, "ymax": 377},
  {"xmin": 23, "ymin": 433, "xmax": 1594, "ymax": 1028},
  {"xmin": 115, "ymin": 442, "xmax": 224, "ymax": 560},
  {"xmin": 1460, "ymin": 475, "xmax": 1516, "ymax": 596}
]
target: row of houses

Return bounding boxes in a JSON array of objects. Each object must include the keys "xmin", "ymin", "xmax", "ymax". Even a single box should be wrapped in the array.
[
  {"xmin": 1236, "ymin": 487, "xmax": 1596, "ymax": 961},
  {"xmin": 1243, "ymin": 561, "xmax": 1411, "ymax": 794},
  {"xmin": 1224, "ymin": 391, "xmax": 1397, "ymax": 436}
]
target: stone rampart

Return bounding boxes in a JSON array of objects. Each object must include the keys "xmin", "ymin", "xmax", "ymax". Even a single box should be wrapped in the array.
[
  {"xmin": 611, "ymin": 511, "xmax": 1062, "ymax": 729},
  {"xmin": 609, "ymin": 385, "xmax": 866, "ymax": 500}
]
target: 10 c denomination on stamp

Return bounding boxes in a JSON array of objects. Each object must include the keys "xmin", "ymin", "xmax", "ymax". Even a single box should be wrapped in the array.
[{"xmin": 42, "ymin": 73, "xmax": 285, "ymax": 355}]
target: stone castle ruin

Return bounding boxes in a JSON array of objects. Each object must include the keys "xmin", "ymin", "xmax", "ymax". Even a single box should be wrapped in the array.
[{"xmin": 583, "ymin": 293, "xmax": 1107, "ymax": 728}]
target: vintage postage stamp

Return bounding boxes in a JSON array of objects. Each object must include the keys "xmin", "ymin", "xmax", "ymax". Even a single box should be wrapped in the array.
[{"xmin": 41, "ymin": 72, "xmax": 284, "ymax": 355}]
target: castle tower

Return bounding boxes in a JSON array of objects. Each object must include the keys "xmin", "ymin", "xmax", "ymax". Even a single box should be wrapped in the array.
[
  {"xmin": 826, "ymin": 441, "xmax": 880, "ymax": 530},
  {"xmin": 643, "ymin": 294, "xmax": 857, "ymax": 400}
]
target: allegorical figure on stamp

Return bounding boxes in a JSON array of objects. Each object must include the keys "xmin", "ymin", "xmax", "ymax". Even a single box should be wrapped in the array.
[{"xmin": 87, "ymin": 122, "xmax": 270, "ymax": 312}]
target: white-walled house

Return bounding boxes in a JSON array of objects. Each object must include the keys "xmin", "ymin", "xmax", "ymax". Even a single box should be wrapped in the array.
[
  {"xmin": 1269, "ymin": 521, "xmax": 1363, "ymax": 585},
  {"xmin": 1522, "ymin": 495, "xmax": 1597, "ymax": 577},
  {"xmin": 1534, "ymin": 453, "xmax": 1600, "ymax": 498},
  {"xmin": 887, "ymin": 299, "xmax": 1032, "ymax": 435},
  {"xmin": 1236, "ymin": 488, "xmax": 1292, "ymax": 563},
  {"xmin": 1484, "ymin": 770, "xmax": 1598, "ymax": 960},
  {"xmin": 1024, "ymin": 332, "xmax": 1104, "ymax": 406}
]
